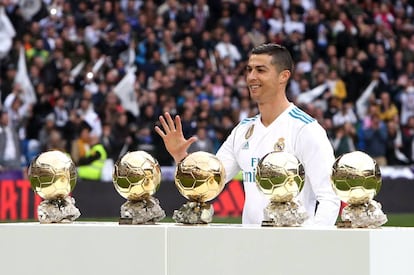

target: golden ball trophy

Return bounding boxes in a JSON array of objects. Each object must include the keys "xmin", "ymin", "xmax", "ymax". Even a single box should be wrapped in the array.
[
  {"xmin": 113, "ymin": 150, "xmax": 165, "ymax": 224},
  {"xmin": 174, "ymin": 151, "xmax": 226, "ymax": 224},
  {"xmin": 332, "ymin": 151, "xmax": 387, "ymax": 228},
  {"xmin": 256, "ymin": 151, "xmax": 307, "ymax": 226},
  {"xmin": 28, "ymin": 150, "xmax": 81, "ymax": 223}
]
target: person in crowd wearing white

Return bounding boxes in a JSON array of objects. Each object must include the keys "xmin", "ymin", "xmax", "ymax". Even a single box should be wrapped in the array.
[
  {"xmin": 0, "ymin": 110, "xmax": 22, "ymax": 171},
  {"xmin": 215, "ymin": 32, "xmax": 242, "ymax": 68}
]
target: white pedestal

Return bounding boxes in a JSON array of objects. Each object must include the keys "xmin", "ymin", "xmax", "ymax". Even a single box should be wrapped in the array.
[
  {"xmin": 0, "ymin": 223, "xmax": 413, "ymax": 275},
  {"xmin": 168, "ymin": 225, "xmax": 414, "ymax": 275},
  {"xmin": 0, "ymin": 222, "xmax": 166, "ymax": 275}
]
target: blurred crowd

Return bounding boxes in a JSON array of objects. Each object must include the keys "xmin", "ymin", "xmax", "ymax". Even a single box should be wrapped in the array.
[{"xmin": 1, "ymin": 0, "xmax": 414, "ymax": 180}]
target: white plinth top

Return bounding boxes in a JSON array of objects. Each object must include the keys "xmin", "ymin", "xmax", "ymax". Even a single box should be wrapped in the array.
[{"xmin": 0, "ymin": 222, "xmax": 412, "ymax": 275}]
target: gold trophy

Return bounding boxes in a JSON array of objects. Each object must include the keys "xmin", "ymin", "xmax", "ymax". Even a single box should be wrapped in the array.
[
  {"xmin": 332, "ymin": 151, "xmax": 387, "ymax": 228},
  {"xmin": 113, "ymin": 150, "xmax": 165, "ymax": 224},
  {"xmin": 174, "ymin": 151, "xmax": 226, "ymax": 224},
  {"xmin": 28, "ymin": 150, "xmax": 81, "ymax": 223},
  {"xmin": 256, "ymin": 151, "xmax": 307, "ymax": 226}
]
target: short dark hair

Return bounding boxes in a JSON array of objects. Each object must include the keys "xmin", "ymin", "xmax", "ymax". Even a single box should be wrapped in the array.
[{"xmin": 250, "ymin": 43, "xmax": 294, "ymax": 73}]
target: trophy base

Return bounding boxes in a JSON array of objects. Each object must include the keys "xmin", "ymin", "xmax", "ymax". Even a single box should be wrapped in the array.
[
  {"xmin": 335, "ymin": 220, "xmax": 352, "ymax": 228},
  {"xmin": 38, "ymin": 196, "xmax": 81, "ymax": 223},
  {"xmin": 340, "ymin": 199, "xmax": 388, "ymax": 228},
  {"xmin": 262, "ymin": 200, "xmax": 308, "ymax": 227},
  {"xmin": 261, "ymin": 220, "xmax": 277, "ymax": 227},
  {"xmin": 120, "ymin": 196, "xmax": 165, "ymax": 225},
  {"xmin": 118, "ymin": 217, "xmax": 133, "ymax": 225},
  {"xmin": 173, "ymin": 201, "xmax": 213, "ymax": 224}
]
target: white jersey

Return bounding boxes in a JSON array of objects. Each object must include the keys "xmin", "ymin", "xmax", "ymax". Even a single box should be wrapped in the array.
[{"xmin": 216, "ymin": 104, "xmax": 340, "ymax": 226}]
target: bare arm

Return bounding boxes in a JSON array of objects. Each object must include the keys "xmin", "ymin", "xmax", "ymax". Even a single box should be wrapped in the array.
[{"xmin": 154, "ymin": 112, "xmax": 197, "ymax": 163}]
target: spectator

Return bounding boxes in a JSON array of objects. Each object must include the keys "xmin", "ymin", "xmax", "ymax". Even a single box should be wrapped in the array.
[
  {"xmin": 227, "ymin": 2, "xmax": 253, "ymax": 35},
  {"xmin": 77, "ymin": 134, "xmax": 108, "ymax": 181},
  {"xmin": 110, "ymin": 112, "xmax": 133, "ymax": 160},
  {"xmin": 38, "ymin": 113, "xmax": 57, "ymax": 151},
  {"xmin": 215, "ymin": 32, "xmax": 241, "ymax": 68},
  {"xmin": 46, "ymin": 128, "xmax": 67, "ymax": 152},
  {"xmin": 76, "ymin": 96, "xmax": 102, "ymax": 138},
  {"xmin": 247, "ymin": 20, "xmax": 267, "ymax": 48},
  {"xmin": 188, "ymin": 127, "xmax": 215, "ymax": 154},
  {"xmin": 363, "ymin": 114, "xmax": 388, "ymax": 166},
  {"xmin": 332, "ymin": 122, "xmax": 357, "ymax": 158},
  {"xmin": 332, "ymin": 101, "xmax": 357, "ymax": 127},
  {"xmin": 53, "ymin": 96, "xmax": 70, "ymax": 134},
  {"xmin": 134, "ymin": 126, "xmax": 156, "ymax": 157},
  {"xmin": 0, "ymin": 110, "xmax": 22, "ymax": 171},
  {"xmin": 386, "ymin": 119, "xmax": 408, "ymax": 165},
  {"xmin": 402, "ymin": 115, "xmax": 414, "ymax": 163},
  {"xmin": 26, "ymin": 38, "xmax": 49, "ymax": 63},
  {"xmin": 70, "ymin": 120, "xmax": 93, "ymax": 165},
  {"xmin": 399, "ymin": 85, "xmax": 414, "ymax": 126},
  {"xmin": 378, "ymin": 91, "xmax": 399, "ymax": 122}
]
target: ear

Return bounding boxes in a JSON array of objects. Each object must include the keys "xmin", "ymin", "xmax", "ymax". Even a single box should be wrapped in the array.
[{"xmin": 279, "ymin": 70, "xmax": 291, "ymax": 83}]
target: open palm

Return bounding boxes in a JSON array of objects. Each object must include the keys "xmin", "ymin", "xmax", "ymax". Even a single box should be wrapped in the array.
[{"xmin": 154, "ymin": 112, "xmax": 197, "ymax": 163}]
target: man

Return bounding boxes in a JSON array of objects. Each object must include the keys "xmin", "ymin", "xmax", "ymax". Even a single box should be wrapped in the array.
[
  {"xmin": 155, "ymin": 43, "xmax": 340, "ymax": 226},
  {"xmin": 77, "ymin": 134, "xmax": 108, "ymax": 181},
  {"xmin": 0, "ymin": 110, "xmax": 22, "ymax": 171}
]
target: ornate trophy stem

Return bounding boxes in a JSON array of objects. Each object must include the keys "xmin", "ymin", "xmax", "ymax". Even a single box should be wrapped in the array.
[
  {"xmin": 341, "ymin": 200, "xmax": 388, "ymax": 228},
  {"xmin": 38, "ymin": 196, "xmax": 81, "ymax": 223},
  {"xmin": 262, "ymin": 199, "xmax": 308, "ymax": 227},
  {"xmin": 172, "ymin": 201, "xmax": 214, "ymax": 224},
  {"xmin": 120, "ymin": 195, "xmax": 165, "ymax": 224}
]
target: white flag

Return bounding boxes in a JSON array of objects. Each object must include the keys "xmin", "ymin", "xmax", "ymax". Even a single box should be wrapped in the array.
[
  {"xmin": 18, "ymin": 0, "xmax": 42, "ymax": 21},
  {"xmin": 113, "ymin": 66, "xmax": 139, "ymax": 117},
  {"xmin": 70, "ymin": 60, "xmax": 85, "ymax": 78},
  {"xmin": 92, "ymin": 56, "xmax": 105, "ymax": 73},
  {"xmin": 296, "ymin": 83, "xmax": 328, "ymax": 104},
  {"xmin": 356, "ymin": 80, "xmax": 378, "ymax": 119},
  {"xmin": 0, "ymin": 7, "xmax": 16, "ymax": 59},
  {"xmin": 15, "ymin": 46, "xmax": 37, "ymax": 104},
  {"xmin": 209, "ymin": 50, "xmax": 217, "ymax": 72}
]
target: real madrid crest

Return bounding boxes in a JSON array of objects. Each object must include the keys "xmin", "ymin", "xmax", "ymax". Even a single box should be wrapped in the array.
[
  {"xmin": 274, "ymin": 138, "xmax": 285, "ymax": 152},
  {"xmin": 245, "ymin": 124, "xmax": 254, "ymax": 139}
]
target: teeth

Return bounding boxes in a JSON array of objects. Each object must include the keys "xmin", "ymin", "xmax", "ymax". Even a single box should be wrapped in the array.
[{"xmin": 250, "ymin": 85, "xmax": 260, "ymax": 89}]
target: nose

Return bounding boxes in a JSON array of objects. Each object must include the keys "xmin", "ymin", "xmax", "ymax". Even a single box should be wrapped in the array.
[{"xmin": 246, "ymin": 70, "xmax": 256, "ymax": 82}]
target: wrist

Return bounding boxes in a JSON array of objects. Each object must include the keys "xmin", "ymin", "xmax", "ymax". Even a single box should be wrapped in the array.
[{"xmin": 175, "ymin": 153, "xmax": 188, "ymax": 164}]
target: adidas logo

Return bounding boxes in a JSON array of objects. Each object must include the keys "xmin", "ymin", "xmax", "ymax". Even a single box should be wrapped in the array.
[{"xmin": 242, "ymin": 142, "xmax": 249, "ymax": 149}]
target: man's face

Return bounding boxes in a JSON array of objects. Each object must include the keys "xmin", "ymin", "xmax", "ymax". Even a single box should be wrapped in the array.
[
  {"xmin": 0, "ymin": 112, "xmax": 9, "ymax": 126},
  {"xmin": 246, "ymin": 54, "xmax": 280, "ymax": 103}
]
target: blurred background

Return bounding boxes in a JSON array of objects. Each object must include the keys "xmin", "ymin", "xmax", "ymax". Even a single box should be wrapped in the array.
[{"xmin": 0, "ymin": 0, "xmax": 413, "ymax": 225}]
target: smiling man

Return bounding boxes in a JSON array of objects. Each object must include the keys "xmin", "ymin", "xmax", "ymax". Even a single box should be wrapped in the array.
[{"xmin": 155, "ymin": 43, "xmax": 340, "ymax": 226}]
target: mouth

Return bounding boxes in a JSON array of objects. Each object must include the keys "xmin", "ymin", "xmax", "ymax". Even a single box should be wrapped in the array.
[{"xmin": 249, "ymin": 84, "xmax": 261, "ymax": 92}]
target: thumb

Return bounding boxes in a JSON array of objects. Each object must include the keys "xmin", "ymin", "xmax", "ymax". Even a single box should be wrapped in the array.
[{"xmin": 185, "ymin": 136, "xmax": 198, "ymax": 148}]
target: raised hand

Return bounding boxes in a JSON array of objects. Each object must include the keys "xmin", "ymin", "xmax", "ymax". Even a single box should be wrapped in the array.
[{"xmin": 154, "ymin": 112, "xmax": 197, "ymax": 163}]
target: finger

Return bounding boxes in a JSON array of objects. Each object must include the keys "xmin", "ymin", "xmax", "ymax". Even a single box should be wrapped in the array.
[
  {"xmin": 165, "ymin": 112, "xmax": 176, "ymax": 131},
  {"xmin": 185, "ymin": 136, "xmax": 198, "ymax": 147},
  {"xmin": 175, "ymin": 115, "xmax": 183, "ymax": 133},
  {"xmin": 154, "ymin": 126, "xmax": 165, "ymax": 137},
  {"xmin": 158, "ymin": 115, "xmax": 170, "ymax": 133}
]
